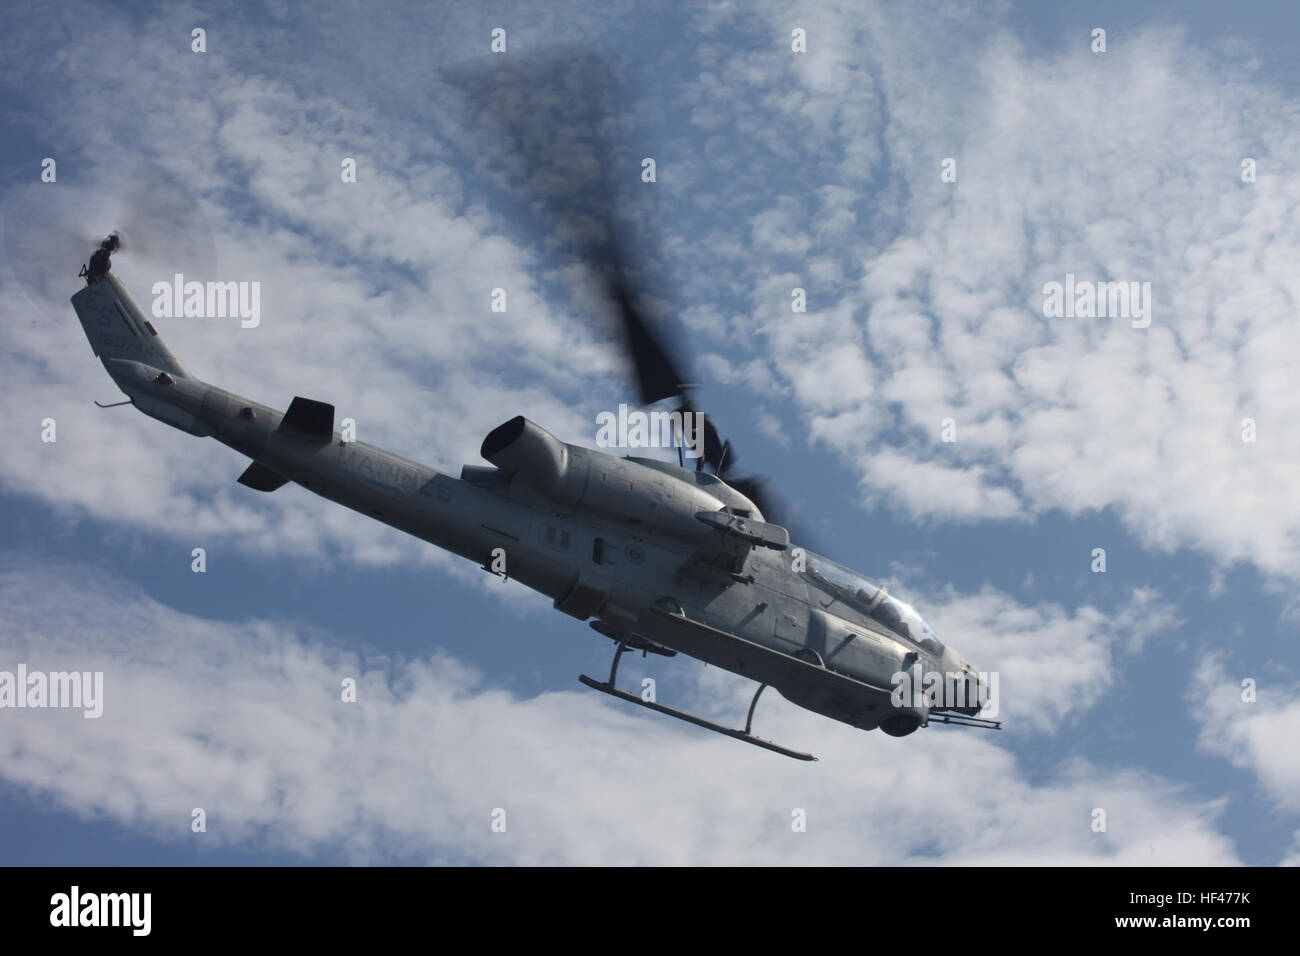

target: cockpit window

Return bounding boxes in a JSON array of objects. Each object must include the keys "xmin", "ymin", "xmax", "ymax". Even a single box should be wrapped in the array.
[{"xmin": 801, "ymin": 552, "xmax": 945, "ymax": 656}]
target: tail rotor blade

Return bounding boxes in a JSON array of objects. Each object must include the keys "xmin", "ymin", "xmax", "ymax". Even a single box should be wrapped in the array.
[{"xmin": 2, "ymin": 161, "xmax": 217, "ymax": 322}]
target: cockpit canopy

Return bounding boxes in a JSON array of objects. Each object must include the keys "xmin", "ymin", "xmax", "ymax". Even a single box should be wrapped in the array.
[{"xmin": 800, "ymin": 552, "xmax": 945, "ymax": 657}]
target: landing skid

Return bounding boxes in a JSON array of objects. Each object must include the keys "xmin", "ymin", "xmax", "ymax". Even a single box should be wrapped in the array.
[
  {"xmin": 579, "ymin": 641, "xmax": 818, "ymax": 762},
  {"xmin": 926, "ymin": 711, "xmax": 1003, "ymax": 730}
]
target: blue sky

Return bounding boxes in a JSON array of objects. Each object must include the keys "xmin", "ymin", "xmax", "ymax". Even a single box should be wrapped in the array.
[{"xmin": 0, "ymin": 0, "xmax": 1297, "ymax": 864}]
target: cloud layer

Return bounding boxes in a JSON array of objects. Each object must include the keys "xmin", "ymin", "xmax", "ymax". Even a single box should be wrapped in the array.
[
  {"xmin": 0, "ymin": 0, "xmax": 1295, "ymax": 866},
  {"xmin": 0, "ymin": 566, "xmax": 1240, "ymax": 864}
]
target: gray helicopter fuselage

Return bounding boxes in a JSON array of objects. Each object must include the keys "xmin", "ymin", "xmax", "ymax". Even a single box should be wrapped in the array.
[{"xmin": 73, "ymin": 272, "xmax": 982, "ymax": 738}]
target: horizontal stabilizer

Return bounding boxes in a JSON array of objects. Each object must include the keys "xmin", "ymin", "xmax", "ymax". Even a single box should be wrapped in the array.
[
  {"xmin": 237, "ymin": 461, "xmax": 289, "ymax": 492},
  {"xmin": 278, "ymin": 396, "xmax": 334, "ymax": 444}
]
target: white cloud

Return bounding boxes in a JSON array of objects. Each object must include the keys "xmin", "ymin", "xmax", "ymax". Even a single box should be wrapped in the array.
[
  {"xmin": 664, "ymin": 2, "xmax": 1300, "ymax": 587},
  {"xmin": 1281, "ymin": 832, "xmax": 1300, "ymax": 866},
  {"xmin": 0, "ymin": 12, "xmax": 626, "ymax": 570},
  {"xmin": 1191, "ymin": 653, "xmax": 1300, "ymax": 813},
  {"xmin": 0, "ymin": 0, "xmax": 1291, "ymax": 866},
  {"xmin": 921, "ymin": 584, "xmax": 1180, "ymax": 734},
  {"xmin": 0, "ymin": 565, "xmax": 1236, "ymax": 864},
  {"xmin": 860, "ymin": 450, "xmax": 1023, "ymax": 522},
  {"xmin": 8, "ymin": 8, "xmax": 1297, "ymax": 593}
]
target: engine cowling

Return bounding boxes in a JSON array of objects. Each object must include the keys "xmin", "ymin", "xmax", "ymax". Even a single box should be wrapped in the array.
[
  {"xmin": 480, "ymin": 416, "xmax": 732, "ymax": 542},
  {"xmin": 481, "ymin": 416, "xmax": 577, "ymax": 507}
]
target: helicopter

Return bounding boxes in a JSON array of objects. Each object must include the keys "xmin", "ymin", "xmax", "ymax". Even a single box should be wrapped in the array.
[{"xmin": 69, "ymin": 224, "xmax": 1000, "ymax": 761}]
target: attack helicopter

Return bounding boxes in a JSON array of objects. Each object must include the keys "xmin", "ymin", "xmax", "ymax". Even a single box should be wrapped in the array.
[
  {"xmin": 65, "ymin": 58, "xmax": 1000, "ymax": 760},
  {"xmin": 70, "ymin": 231, "xmax": 998, "ymax": 760}
]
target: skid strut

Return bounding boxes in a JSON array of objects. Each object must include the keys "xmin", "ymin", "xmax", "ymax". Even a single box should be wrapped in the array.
[{"xmin": 579, "ymin": 640, "xmax": 817, "ymax": 761}]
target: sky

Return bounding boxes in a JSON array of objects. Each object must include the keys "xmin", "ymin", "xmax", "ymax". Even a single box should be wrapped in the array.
[{"xmin": 0, "ymin": 0, "xmax": 1297, "ymax": 865}]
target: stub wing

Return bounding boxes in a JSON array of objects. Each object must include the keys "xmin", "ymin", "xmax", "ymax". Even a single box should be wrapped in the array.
[{"xmin": 236, "ymin": 462, "xmax": 290, "ymax": 492}]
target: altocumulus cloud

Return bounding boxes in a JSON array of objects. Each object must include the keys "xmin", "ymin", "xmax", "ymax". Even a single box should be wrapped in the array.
[
  {"xmin": 1191, "ymin": 653, "xmax": 1300, "ymax": 815},
  {"xmin": 9, "ymin": 0, "xmax": 1298, "ymax": 593},
  {"xmin": 0, "ymin": 566, "xmax": 1238, "ymax": 864},
  {"xmin": 668, "ymin": 2, "xmax": 1300, "ymax": 587},
  {"xmin": 0, "ymin": 3, "xmax": 624, "ymax": 571},
  {"xmin": 0, "ymin": 0, "xmax": 1286, "ymax": 865}
]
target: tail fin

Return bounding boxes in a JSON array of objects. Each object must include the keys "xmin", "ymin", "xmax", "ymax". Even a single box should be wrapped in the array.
[{"xmin": 71, "ymin": 273, "xmax": 191, "ymax": 384}]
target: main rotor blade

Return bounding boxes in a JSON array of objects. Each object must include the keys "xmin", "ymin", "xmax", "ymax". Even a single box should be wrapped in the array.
[
  {"xmin": 725, "ymin": 474, "xmax": 821, "ymax": 553},
  {"xmin": 728, "ymin": 475, "xmax": 777, "ymax": 524},
  {"xmin": 611, "ymin": 280, "xmax": 688, "ymax": 406},
  {"xmin": 447, "ymin": 51, "xmax": 768, "ymax": 488}
]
